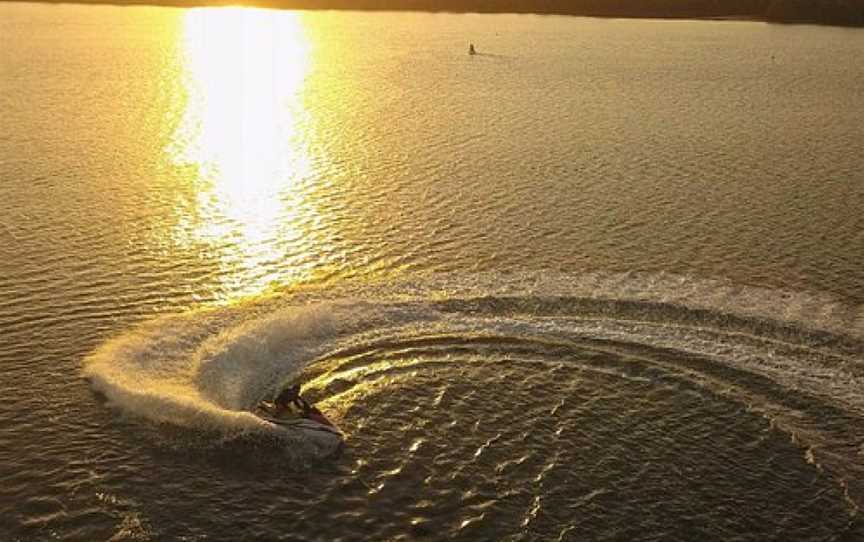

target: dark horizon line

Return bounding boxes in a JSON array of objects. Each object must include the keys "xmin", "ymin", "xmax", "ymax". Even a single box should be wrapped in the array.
[{"xmin": 4, "ymin": 0, "xmax": 864, "ymax": 27}]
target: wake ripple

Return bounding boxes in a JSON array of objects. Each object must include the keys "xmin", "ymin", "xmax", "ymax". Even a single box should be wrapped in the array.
[{"xmin": 82, "ymin": 272, "xmax": 863, "ymax": 502}]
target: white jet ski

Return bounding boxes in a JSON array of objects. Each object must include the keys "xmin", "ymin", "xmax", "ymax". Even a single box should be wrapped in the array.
[{"xmin": 256, "ymin": 400, "xmax": 343, "ymax": 458}]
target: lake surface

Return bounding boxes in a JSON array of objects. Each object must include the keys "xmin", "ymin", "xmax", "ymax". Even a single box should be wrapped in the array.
[{"xmin": 1, "ymin": 3, "xmax": 863, "ymax": 539}]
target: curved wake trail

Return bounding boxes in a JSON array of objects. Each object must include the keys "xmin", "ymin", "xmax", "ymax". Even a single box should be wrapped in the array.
[{"xmin": 82, "ymin": 272, "xmax": 864, "ymax": 505}]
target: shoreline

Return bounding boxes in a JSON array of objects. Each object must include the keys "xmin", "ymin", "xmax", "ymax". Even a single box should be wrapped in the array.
[{"xmin": 2, "ymin": 0, "xmax": 863, "ymax": 27}]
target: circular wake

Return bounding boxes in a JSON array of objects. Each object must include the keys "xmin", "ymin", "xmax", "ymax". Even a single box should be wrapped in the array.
[{"xmin": 82, "ymin": 272, "xmax": 864, "ymax": 521}]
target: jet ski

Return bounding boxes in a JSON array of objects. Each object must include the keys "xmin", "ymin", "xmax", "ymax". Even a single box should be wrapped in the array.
[{"xmin": 256, "ymin": 393, "xmax": 343, "ymax": 457}]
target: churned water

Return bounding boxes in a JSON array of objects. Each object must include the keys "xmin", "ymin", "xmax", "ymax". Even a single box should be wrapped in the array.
[{"xmin": 1, "ymin": 3, "xmax": 863, "ymax": 540}]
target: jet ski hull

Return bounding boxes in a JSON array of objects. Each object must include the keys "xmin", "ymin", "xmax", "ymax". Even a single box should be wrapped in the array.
[{"xmin": 259, "ymin": 414, "xmax": 344, "ymax": 458}]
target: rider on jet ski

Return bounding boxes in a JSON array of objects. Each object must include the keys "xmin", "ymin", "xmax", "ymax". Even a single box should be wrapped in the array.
[
  {"xmin": 260, "ymin": 382, "xmax": 336, "ymax": 429},
  {"xmin": 272, "ymin": 383, "xmax": 311, "ymax": 418}
]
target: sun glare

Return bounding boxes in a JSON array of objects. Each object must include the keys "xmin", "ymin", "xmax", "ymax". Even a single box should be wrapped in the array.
[{"xmin": 168, "ymin": 8, "xmax": 321, "ymax": 299}]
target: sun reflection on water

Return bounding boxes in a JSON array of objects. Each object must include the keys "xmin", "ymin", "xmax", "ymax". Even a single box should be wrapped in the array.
[{"xmin": 168, "ymin": 8, "xmax": 322, "ymax": 300}]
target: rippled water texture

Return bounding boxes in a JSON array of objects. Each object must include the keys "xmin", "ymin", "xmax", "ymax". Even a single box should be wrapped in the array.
[{"xmin": 1, "ymin": 4, "xmax": 863, "ymax": 540}]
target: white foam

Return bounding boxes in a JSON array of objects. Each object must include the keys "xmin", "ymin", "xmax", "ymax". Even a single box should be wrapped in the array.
[
  {"xmin": 82, "ymin": 272, "xmax": 863, "ymax": 444},
  {"xmin": 83, "ymin": 304, "xmax": 344, "ymax": 440}
]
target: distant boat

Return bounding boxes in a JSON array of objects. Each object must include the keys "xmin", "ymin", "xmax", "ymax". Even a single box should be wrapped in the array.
[{"xmin": 469, "ymin": 43, "xmax": 476, "ymax": 55}]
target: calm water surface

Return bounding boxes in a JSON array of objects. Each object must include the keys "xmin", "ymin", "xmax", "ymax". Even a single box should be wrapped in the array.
[{"xmin": 1, "ymin": 3, "xmax": 863, "ymax": 540}]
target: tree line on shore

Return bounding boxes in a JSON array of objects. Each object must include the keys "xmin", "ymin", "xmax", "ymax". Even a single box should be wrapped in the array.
[
  {"xmin": 299, "ymin": 0, "xmax": 864, "ymax": 26},
  {"xmin": 341, "ymin": 0, "xmax": 864, "ymax": 26},
  {"xmin": 16, "ymin": 0, "xmax": 864, "ymax": 26}
]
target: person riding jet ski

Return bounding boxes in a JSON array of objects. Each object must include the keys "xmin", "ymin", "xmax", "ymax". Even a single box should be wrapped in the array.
[
  {"xmin": 272, "ymin": 383, "xmax": 309, "ymax": 417},
  {"xmin": 259, "ymin": 383, "xmax": 336, "ymax": 429}
]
